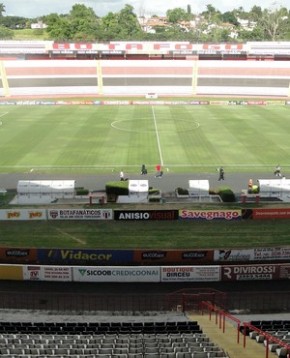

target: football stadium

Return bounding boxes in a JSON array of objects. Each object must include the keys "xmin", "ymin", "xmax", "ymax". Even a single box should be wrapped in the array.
[{"xmin": 1, "ymin": 39, "xmax": 290, "ymax": 358}]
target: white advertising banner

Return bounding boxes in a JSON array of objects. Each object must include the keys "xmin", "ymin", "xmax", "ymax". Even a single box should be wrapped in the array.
[
  {"xmin": 73, "ymin": 266, "xmax": 160, "ymax": 282},
  {"xmin": 23, "ymin": 266, "xmax": 72, "ymax": 281},
  {"xmin": 0, "ymin": 209, "xmax": 46, "ymax": 221},
  {"xmin": 47, "ymin": 208, "xmax": 113, "ymax": 220},
  {"xmin": 214, "ymin": 247, "xmax": 290, "ymax": 262},
  {"xmin": 161, "ymin": 266, "xmax": 220, "ymax": 282},
  {"xmin": 214, "ymin": 249, "xmax": 254, "ymax": 262}
]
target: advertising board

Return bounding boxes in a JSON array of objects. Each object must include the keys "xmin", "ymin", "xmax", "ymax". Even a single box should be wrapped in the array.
[
  {"xmin": 114, "ymin": 210, "xmax": 178, "ymax": 221},
  {"xmin": 222, "ymin": 264, "xmax": 279, "ymax": 281},
  {"xmin": 47, "ymin": 208, "xmax": 112, "ymax": 220},
  {"xmin": 179, "ymin": 209, "xmax": 241, "ymax": 221},
  {"xmin": 0, "ymin": 264, "xmax": 23, "ymax": 280},
  {"xmin": 134, "ymin": 250, "xmax": 214, "ymax": 264},
  {"xmin": 253, "ymin": 208, "xmax": 290, "ymax": 219},
  {"xmin": 161, "ymin": 266, "xmax": 220, "ymax": 282},
  {"xmin": 37, "ymin": 249, "xmax": 133, "ymax": 265},
  {"xmin": 0, "ymin": 248, "xmax": 37, "ymax": 264},
  {"xmin": 0, "ymin": 209, "xmax": 46, "ymax": 221},
  {"xmin": 73, "ymin": 266, "xmax": 160, "ymax": 282},
  {"xmin": 214, "ymin": 247, "xmax": 290, "ymax": 262},
  {"xmin": 23, "ymin": 265, "xmax": 72, "ymax": 281}
]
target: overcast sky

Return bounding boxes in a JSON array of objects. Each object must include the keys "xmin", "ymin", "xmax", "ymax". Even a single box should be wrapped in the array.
[{"xmin": 3, "ymin": 0, "xmax": 290, "ymax": 18}]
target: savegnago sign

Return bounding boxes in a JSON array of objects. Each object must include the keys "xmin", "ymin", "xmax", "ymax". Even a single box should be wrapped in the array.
[
  {"xmin": 73, "ymin": 266, "xmax": 160, "ymax": 282},
  {"xmin": 179, "ymin": 209, "xmax": 241, "ymax": 220}
]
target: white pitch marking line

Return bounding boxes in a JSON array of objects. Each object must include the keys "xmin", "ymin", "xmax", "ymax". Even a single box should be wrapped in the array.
[{"xmin": 151, "ymin": 106, "xmax": 164, "ymax": 167}]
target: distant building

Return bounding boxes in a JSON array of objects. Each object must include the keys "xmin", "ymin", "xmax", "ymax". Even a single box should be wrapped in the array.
[{"xmin": 31, "ymin": 21, "xmax": 47, "ymax": 30}]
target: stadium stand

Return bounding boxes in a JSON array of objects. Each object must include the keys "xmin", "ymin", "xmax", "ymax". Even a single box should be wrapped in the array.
[
  {"xmin": 0, "ymin": 319, "xmax": 230, "ymax": 358},
  {"xmin": 245, "ymin": 320, "xmax": 290, "ymax": 357}
]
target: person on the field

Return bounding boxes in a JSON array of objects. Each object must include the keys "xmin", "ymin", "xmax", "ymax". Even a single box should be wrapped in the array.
[
  {"xmin": 218, "ymin": 167, "xmax": 225, "ymax": 181},
  {"xmin": 141, "ymin": 164, "xmax": 147, "ymax": 175},
  {"xmin": 120, "ymin": 170, "xmax": 124, "ymax": 181},
  {"xmin": 274, "ymin": 165, "xmax": 282, "ymax": 177}
]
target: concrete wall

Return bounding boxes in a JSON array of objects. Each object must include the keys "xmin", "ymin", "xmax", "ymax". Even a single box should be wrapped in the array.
[{"xmin": 1, "ymin": 59, "xmax": 290, "ymax": 97}]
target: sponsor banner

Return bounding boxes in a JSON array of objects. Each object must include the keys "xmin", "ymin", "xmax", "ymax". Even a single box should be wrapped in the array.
[
  {"xmin": 253, "ymin": 247, "xmax": 290, "ymax": 261},
  {"xmin": 23, "ymin": 265, "xmax": 72, "ymax": 281},
  {"xmin": 0, "ymin": 248, "xmax": 38, "ymax": 264},
  {"xmin": 179, "ymin": 209, "xmax": 241, "ymax": 221},
  {"xmin": 215, "ymin": 247, "xmax": 290, "ymax": 262},
  {"xmin": 266, "ymin": 101, "xmax": 286, "ymax": 106},
  {"xmin": 161, "ymin": 266, "xmax": 220, "ymax": 282},
  {"xmin": 214, "ymin": 249, "xmax": 253, "ymax": 262},
  {"xmin": 210, "ymin": 101, "xmax": 229, "ymax": 105},
  {"xmin": 47, "ymin": 208, "xmax": 112, "ymax": 220},
  {"xmin": 114, "ymin": 210, "xmax": 178, "ymax": 221},
  {"xmin": 55, "ymin": 100, "xmax": 94, "ymax": 105},
  {"xmin": 37, "ymin": 249, "xmax": 133, "ymax": 265},
  {"xmin": 73, "ymin": 266, "xmax": 160, "ymax": 282},
  {"xmin": 0, "ymin": 264, "xmax": 23, "ymax": 280},
  {"xmin": 228, "ymin": 101, "xmax": 247, "ymax": 105},
  {"xmin": 246, "ymin": 101, "xmax": 267, "ymax": 105},
  {"xmin": 279, "ymin": 264, "xmax": 290, "ymax": 279},
  {"xmin": 132, "ymin": 101, "xmax": 210, "ymax": 106},
  {"xmin": 221, "ymin": 264, "xmax": 279, "ymax": 281},
  {"xmin": 102, "ymin": 101, "xmax": 131, "ymax": 105},
  {"xmin": 134, "ymin": 250, "xmax": 214, "ymax": 264},
  {"xmin": 253, "ymin": 208, "xmax": 290, "ymax": 219},
  {"xmin": 0, "ymin": 209, "xmax": 46, "ymax": 221}
]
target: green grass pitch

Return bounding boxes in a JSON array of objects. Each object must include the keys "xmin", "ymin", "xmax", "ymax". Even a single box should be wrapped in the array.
[{"xmin": 0, "ymin": 104, "xmax": 289, "ymax": 174}]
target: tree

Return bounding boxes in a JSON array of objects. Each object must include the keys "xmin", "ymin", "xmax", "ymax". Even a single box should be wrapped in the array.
[
  {"xmin": 0, "ymin": 25, "xmax": 14, "ymax": 39},
  {"xmin": 249, "ymin": 5, "xmax": 263, "ymax": 21},
  {"xmin": 0, "ymin": 3, "xmax": 5, "ymax": 17},
  {"xmin": 100, "ymin": 4, "xmax": 141, "ymax": 40},
  {"xmin": 221, "ymin": 11, "xmax": 239, "ymax": 27},
  {"xmin": 68, "ymin": 4, "xmax": 100, "ymax": 41},
  {"xmin": 166, "ymin": 8, "xmax": 189, "ymax": 23},
  {"xmin": 256, "ymin": 7, "xmax": 289, "ymax": 40},
  {"xmin": 45, "ymin": 4, "xmax": 100, "ymax": 41},
  {"xmin": 201, "ymin": 4, "xmax": 221, "ymax": 23}
]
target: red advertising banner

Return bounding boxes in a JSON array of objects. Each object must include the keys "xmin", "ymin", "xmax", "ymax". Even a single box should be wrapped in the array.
[
  {"xmin": 0, "ymin": 248, "xmax": 38, "ymax": 264},
  {"xmin": 134, "ymin": 250, "xmax": 214, "ymax": 264},
  {"xmin": 253, "ymin": 208, "xmax": 290, "ymax": 219}
]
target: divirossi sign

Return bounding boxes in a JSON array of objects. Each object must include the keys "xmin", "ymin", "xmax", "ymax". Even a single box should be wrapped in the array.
[{"xmin": 222, "ymin": 264, "xmax": 279, "ymax": 281}]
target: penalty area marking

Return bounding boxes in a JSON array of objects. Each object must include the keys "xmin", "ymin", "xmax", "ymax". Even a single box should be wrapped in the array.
[
  {"xmin": 111, "ymin": 117, "xmax": 200, "ymax": 133},
  {"xmin": 0, "ymin": 112, "xmax": 9, "ymax": 126}
]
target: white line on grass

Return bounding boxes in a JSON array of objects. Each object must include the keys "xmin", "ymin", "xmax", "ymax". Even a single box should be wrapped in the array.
[
  {"xmin": 0, "ymin": 112, "xmax": 8, "ymax": 118},
  {"xmin": 151, "ymin": 106, "xmax": 164, "ymax": 166},
  {"xmin": 0, "ymin": 164, "xmax": 282, "ymax": 169}
]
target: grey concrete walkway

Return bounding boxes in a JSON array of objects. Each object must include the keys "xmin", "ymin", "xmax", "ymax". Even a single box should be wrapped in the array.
[
  {"xmin": 0, "ymin": 171, "xmax": 278, "ymax": 196},
  {"xmin": 189, "ymin": 312, "xmax": 277, "ymax": 358}
]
